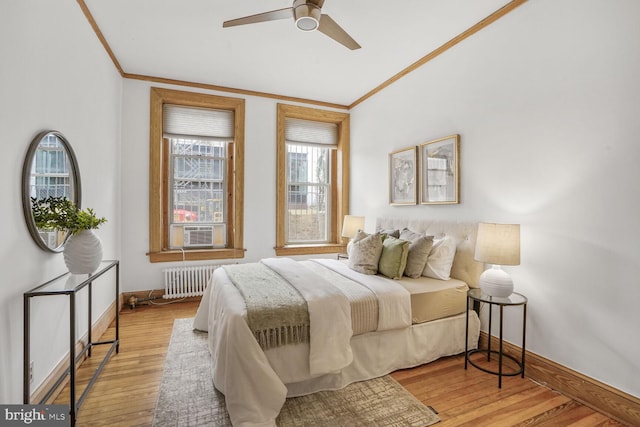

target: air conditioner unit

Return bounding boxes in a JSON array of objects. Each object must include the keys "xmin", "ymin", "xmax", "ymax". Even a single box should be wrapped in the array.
[{"xmin": 183, "ymin": 225, "xmax": 214, "ymax": 247}]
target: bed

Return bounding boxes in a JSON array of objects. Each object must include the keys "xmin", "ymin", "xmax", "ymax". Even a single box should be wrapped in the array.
[{"xmin": 193, "ymin": 218, "xmax": 484, "ymax": 427}]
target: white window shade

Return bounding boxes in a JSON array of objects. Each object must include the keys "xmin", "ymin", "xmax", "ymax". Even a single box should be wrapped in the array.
[
  {"xmin": 164, "ymin": 104, "xmax": 234, "ymax": 139},
  {"xmin": 285, "ymin": 118, "xmax": 337, "ymax": 146}
]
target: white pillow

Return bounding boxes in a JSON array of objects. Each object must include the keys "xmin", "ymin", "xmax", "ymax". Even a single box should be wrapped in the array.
[{"xmin": 422, "ymin": 236, "xmax": 457, "ymax": 280}]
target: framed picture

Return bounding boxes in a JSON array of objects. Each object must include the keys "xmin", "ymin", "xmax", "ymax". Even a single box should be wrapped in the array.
[
  {"xmin": 389, "ymin": 146, "xmax": 417, "ymax": 205},
  {"xmin": 419, "ymin": 134, "xmax": 460, "ymax": 204}
]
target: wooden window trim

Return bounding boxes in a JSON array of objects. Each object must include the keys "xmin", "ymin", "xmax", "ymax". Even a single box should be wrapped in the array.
[
  {"xmin": 148, "ymin": 87, "xmax": 245, "ymax": 262},
  {"xmin": 275, "ymin": 103, "xmax": 350, "ymax": 256}
]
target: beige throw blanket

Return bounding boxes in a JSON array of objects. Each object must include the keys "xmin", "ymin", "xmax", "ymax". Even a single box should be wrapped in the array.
[{"xmin": 222, "ymin": 263, "xmax": 310, "ymax": 350}]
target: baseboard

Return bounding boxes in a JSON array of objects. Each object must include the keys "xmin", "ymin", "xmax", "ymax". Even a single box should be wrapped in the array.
[
  {"xmin": 31, "ymin": 299, "xmax": 117, "ymax": 404},
  {"xmin": 479, "ymin": 332, "xmax": 640, "ymax": 426}
]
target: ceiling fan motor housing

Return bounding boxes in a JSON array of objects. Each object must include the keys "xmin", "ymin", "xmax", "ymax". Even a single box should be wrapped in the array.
[{"xmin": 293, "ymin": 0, "xmax": 321, "ymax": 31}]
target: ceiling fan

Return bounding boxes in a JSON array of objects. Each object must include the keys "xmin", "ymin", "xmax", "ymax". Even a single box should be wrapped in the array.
[{"xmin": 223, "ymin": 0, "xmax": 361, "ymax": 50}]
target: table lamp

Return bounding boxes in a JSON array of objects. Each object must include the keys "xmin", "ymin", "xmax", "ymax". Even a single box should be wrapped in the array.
[
  {"xmin": 341, "ymin": 215, "xmax": 364, "ymax": 256},
  {"xmin": 474, "ymin": 222, "xmax": 520, "ymax": 297},
  {"xmin": 341, "ymin": 215, "xmax": 364, "ymax": 240}
]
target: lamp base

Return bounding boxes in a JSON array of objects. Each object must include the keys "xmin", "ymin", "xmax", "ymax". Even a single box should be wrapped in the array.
[{"xmin": 479, "ymin": 265, "xmax": 514, "ymax": 297}]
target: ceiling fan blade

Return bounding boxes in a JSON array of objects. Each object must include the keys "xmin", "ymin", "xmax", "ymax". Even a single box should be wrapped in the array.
[
  {"xmin": 317, "ymin": 14, "xmax": 361, "ymax": 50},
  {"xmin": 223, "ymin": 8, "xmax": 293, "ymax": 28}
]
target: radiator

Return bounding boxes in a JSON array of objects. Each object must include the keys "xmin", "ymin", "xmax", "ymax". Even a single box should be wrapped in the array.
[{"xmin": 162, "ymin": 264, "xmax": 219, "ymax": 299}]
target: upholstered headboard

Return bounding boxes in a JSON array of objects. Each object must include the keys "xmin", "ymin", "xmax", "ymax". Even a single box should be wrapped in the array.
[{"xmin": 376, "ymin": 217, "xmax": 484, "ymax": 288}]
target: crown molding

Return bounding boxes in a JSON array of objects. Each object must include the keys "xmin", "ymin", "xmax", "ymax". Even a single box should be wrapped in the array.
[
  {"xmin": 348, "ymin": 0, "xmax": 528, "ymax": 109},
  {"xmin": 76, "ymin": 0, "xmax": 527, "ymax": 109}
]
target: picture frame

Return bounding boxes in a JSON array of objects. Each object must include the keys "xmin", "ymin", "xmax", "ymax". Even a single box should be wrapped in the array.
[
  {"xmin": 389, "ymin": 146, "xmax": 417, "ymax": 205},
  {"xmin": 419, "ymin": 134, "xmax": 460, "ymax": 204}
]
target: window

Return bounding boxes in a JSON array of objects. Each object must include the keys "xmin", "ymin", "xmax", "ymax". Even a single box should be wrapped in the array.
[
  {"xmin": 165, "ymin": 106, "xmax": 230, "ymax": 249},
  {"xmin": 285, "ymin": 125, "xmax": 333, "ymax": 243},
  {"xmin": 33, "ymin": 134, "xmax": 72, "ymax": 199},
  {"xmin": 148, "ymin": 88, "xmax": 245, "ymax": 262},
  {"xmin": 276, "ymin": 104, "xmax": 350, "ymax": 255}
]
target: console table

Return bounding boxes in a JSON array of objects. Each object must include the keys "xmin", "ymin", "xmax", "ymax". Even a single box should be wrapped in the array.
[{"xmin": 23, "ymin": 260, "xmax": 120, "ymax": 426}]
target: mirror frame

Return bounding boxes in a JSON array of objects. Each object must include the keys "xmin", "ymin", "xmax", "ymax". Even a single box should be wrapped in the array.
[{"xmin": 22, "ymin": 130, "xmax": 82, "ymax": 252}]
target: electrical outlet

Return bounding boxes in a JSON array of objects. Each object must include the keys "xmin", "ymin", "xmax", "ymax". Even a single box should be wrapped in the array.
[{"xmin": 29, "ymin": 361, "xmax": 34, "ymax": 384}]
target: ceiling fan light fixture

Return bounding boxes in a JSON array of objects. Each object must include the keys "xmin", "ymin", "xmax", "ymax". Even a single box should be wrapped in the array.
[
  {"xmin": 222, "ymin": 0, "xmax": 360, "ymax": 50},
  {"xmin": 294, "ymin": 2, "xmax": 321, "ymax": 31}
]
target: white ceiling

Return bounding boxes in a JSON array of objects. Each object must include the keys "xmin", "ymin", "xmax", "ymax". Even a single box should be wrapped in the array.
[{"xmin": 84, "ymin": 0, "xmax": 513, "ymax": 107}]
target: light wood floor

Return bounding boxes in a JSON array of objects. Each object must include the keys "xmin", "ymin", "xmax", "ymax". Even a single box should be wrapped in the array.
[{"xmin": 55, "ymin": 300, "xmax": 623, "ymax": 426}]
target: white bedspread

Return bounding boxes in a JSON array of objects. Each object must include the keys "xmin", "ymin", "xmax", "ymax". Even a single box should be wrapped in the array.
[
  {"xmin": 261, "ymin": 258, "xmax": 352, "ymax": 376},
  {"xmin": 192, "ymin": 259, "xmax": 413, "ymax": 427},
  {"xmin": 312, "ymin": 259, "xmax": 411, "ymax": 331}
]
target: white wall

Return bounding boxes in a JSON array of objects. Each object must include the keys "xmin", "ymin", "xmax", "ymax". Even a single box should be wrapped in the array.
[
  {"xmin": 120, "ymin": 79, "xmax": 346, "ymax": 292},
  {"xmin": 0, "ymin": 1, "xmax": 122, "ymax": 403},
  {"xmin": 350, "ymin": 0, "xmax": 640, "ymax": 397}
]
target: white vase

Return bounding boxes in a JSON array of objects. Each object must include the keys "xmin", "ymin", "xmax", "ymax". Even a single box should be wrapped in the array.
[{"xmin": 63, "ymin": 230, "xmax": 103, "ymax": 274}]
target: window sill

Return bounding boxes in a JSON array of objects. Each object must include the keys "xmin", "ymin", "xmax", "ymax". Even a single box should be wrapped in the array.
[
  {"xmin": 148, "ymin": 248, "xmax": 246, "ymax": 263},
  {"xmin": 275, "ymin": 244, "xmax": 346, "ymax": 257}
]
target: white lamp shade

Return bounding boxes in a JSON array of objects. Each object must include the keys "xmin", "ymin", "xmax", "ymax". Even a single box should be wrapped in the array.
[
  {"xmin": 341, "ymin": 215, "xmax": 364, "ymax": 239},
  {"xmin": 474, "ymin": 223, "xmax": 520, "ymax": 265}
]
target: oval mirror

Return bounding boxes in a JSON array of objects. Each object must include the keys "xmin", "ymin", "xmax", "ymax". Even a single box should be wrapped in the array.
[{"xmin": 22, "ymin": 130, "xmax": 82, "ymax": 252}]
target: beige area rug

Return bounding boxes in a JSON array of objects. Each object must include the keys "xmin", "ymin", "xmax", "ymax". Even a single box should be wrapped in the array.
[{"xmin": 152, "ymin": 318, "xmax": 440, "ymax": 426}]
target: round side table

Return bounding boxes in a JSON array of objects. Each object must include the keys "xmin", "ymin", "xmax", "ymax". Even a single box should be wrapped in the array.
[{"xmin": 465, "ymin": 288, "xmax": 527, "ymax": 388}]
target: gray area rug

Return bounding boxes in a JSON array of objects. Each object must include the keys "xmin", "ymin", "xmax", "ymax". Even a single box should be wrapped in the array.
[{"xmin": 153, "ymin": 318, "xmax": 440, "ymax": 426}]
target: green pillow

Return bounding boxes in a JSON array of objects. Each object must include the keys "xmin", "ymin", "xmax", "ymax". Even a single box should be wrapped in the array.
[{"xmin": 378, "ymin": 236, "xmax": 410, "ymax": 279}]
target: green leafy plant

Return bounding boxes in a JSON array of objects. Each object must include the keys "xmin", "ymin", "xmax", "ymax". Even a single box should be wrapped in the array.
[{"xmin": 31, "ymin": 196, "xmax": 107, "ymax": 235}]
